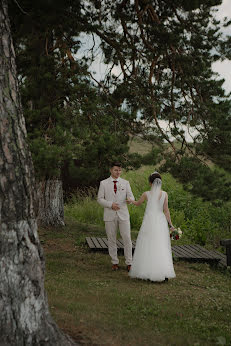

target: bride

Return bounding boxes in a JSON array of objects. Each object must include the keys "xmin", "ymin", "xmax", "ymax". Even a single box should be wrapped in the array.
[{"xmin": 128, "ymin": 172, "xmax": 176, "ymax": 282}]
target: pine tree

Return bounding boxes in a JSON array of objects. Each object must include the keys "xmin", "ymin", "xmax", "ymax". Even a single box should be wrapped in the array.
[
  {"xmin": 8, "ymin": 0, "xmax": 85, "ymax": 225},
  {"xmin": 9, "ymin": 0, "xmax": 140, "ymax": 224},
  {"xmin": 0, "ymin": 1, "xmax": 75, "ymax": 343},
  {"xmin": 83, "ymin": 0, "xmax": 230, "ymax": 171}
]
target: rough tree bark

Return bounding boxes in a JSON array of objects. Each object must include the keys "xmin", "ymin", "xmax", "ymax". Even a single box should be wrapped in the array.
[
  {"xmin": 37, "ymin": 179, "xmax": 65, "ymax": 227},
  {"xmin": 0, "ymin": 1, "xmax": 75, "ymax": 344}
]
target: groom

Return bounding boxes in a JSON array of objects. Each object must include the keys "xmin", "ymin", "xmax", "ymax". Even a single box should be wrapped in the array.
[{"xmin": 97, "ymin": 162, "xmax": 134, "ymax": 272}]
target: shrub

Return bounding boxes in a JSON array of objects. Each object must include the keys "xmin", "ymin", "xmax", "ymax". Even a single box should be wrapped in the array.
[
  {"xmin": 161, "ymin": 156, "xmax": 231, "ymax": 202},
  {"xmin": 65, "ymin": 166, "xmax": 231, "ymax": 247},
  {"xmin": 141, "ymin": 147, "xmax": 162, "ymax": 166}
]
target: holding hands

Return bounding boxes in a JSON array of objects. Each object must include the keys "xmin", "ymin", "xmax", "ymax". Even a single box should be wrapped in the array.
[{"xmin": 112, "ymin": 202, "xmax": 120, "ymax": 211}]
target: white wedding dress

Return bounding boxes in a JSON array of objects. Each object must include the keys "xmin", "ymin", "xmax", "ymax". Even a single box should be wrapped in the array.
[{"xmin": 129, "ymin": 181, "xmax": 176, "ymax": 282}]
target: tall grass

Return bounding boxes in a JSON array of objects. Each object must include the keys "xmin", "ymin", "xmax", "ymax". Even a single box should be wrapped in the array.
[
  {"xmin": 65, "ymin": 166, "xmax": 231, "ymax": 247},
  {"xmin": 65, "ymin": 188, "xmax": 104, "ymax": 227}
]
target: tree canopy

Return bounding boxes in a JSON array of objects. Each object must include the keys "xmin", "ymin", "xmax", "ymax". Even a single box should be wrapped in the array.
[
  {"xmin": 83, "ymin": 0, "xmax": 230, "ymax": 164},
  {"xmin": 9, "ymin": 0, "xmax": 140, "ymax": 192},
  {"xmin": 9, "ymin": 0, "xmax": 231, "ymax": 196}
]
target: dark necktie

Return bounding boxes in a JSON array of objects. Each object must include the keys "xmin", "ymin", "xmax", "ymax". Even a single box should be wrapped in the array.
[{"xmin": 113, "ymin": 181, "xmax": 117, "ymax": 194}]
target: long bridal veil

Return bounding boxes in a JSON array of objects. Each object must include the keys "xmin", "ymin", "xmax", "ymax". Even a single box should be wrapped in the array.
[
  {"xmin": 137, "ymin": 177, "xmax": 163, "ymax": 239},
  {"xmin": 145, "ymin": 177, "xmax": 162, "ymax": 215}
]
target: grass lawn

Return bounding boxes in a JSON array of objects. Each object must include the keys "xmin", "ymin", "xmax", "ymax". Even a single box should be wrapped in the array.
[{"xmin": 39, "ymin": 219, "xmax": 231, "ymax": 346}]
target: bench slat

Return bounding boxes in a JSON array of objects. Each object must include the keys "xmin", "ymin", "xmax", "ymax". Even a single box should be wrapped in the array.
[
  {"xmin": 102, "ymin": 237, "xmax": 108, "ymax": 246},
  {"xmin": 211, "ymin": 250, "xmax": 227, "ymax": 266},
  {"xmin": 172, "ymin": 246, "xmax": 189, "ymax": 258},
  {"xmin": 86, "ymin": 237, "xmax": 96, "ymax": 249},
  {"xmin": 179, "ymin": 245, "xmax": 206, "ymax": 259},
  {"xmin": 85, "ymin": 237, "xmax": 227, "ymax": 267},
  {"xmin": 97, "ymin": 237, "xmax": 108, "ymax": 249},
  {"xmin": 116, "ymin": 239, "xmax": 124, "ymax": 248},
  {"xmin": 173, "ymin": 245, "xmax": 195, "ymax": 258},
  {"xmin": 187, "ymin": 245, "xmax": 220, "ymax": 260},
  {"xmin": 91, "ymin": 237, "xmax": 102, "ymax": 248}
]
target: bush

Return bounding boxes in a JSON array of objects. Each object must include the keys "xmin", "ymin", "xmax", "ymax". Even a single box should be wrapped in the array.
[
  {"xmin": 65, "ymin": 166, "xmax": 231, "ymax": 248},
  {"xmin": 161, "ymin": 156, "xmax": 231, "ymax": 202},
  {"xmin": 141, "ymin": 147, "xmax": 162, "ymax": 166}
]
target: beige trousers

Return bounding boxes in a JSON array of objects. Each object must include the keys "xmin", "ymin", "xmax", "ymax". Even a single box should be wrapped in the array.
[{"xmin": 105, "ymin": 215, "xmax": 132, "ymax": 265}]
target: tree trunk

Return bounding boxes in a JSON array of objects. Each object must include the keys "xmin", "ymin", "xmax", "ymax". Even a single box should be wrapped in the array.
[
  {"xmin": 0, "ymin": 1, "xmax": 75, "ymax": 344},
  {"xmin": 37, "ymin": 179, "xmax": 65, "ymax": 227}
]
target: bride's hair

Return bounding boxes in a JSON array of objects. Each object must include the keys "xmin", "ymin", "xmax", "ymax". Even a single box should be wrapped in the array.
[{"xmin": 148, "ymin": 172, "xmax": 161, "ymax": 184}]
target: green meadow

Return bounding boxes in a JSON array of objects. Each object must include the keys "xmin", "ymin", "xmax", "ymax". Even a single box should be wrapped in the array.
[
  {"xmin": 40, "ymin": 166, "xmax": 231, "ymax": 345},
  {"xmin": 65, "ymin": 166, "xmax": 231, "ymax": 248},
  {"xmin": 41, "ymin": 221, "xmax": 231, "ymax": 346}
]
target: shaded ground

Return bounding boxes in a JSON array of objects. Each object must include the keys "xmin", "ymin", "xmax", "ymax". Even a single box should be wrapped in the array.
[{"xmin": 39, "ymin": 219, "xmax": 231, "ymax": 346}]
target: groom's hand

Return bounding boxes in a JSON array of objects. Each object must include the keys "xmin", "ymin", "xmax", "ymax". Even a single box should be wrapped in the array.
[{"xmin": 112, "ymin": 203, "xmax": 120, "ymax": 211}]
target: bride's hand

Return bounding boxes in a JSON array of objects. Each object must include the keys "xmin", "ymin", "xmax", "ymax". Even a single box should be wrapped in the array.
[
  {"xmin": 126, "ymin": 198, "xmax": 134, "ymax": 204},
  {"xmin": 112, "ymin": 203, "xmax": 120, "ymax": 210}
]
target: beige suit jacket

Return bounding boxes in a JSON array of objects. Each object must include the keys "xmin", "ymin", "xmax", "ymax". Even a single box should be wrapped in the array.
[{"xmin": 97, "ymin": 177, "xmax": 134, "ymax": 221}]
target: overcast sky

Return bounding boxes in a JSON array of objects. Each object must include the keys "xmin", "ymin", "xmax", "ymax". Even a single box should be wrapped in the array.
[{"xmin": 212, "ymin": 0, "xmax": 231, "ymax": 95}]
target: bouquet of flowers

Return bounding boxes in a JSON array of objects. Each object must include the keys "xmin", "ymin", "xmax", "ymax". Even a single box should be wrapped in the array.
[{"xmin": 170, "ymin": 227, "xmax": 183, "ymax": 240}]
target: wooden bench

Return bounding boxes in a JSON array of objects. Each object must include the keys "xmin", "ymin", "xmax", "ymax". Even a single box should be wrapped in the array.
[
  {"xmin": 220, "ymin": 239, "xmax": 231, "ymax": 266},
  {"xmin": 86, "ymin": 237, "xmax": 226, "ymax": 266}
]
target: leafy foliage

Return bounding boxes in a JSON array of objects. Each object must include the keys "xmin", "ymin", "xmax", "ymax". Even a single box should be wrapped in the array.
[
  {"xmin": 9, "ymin": 0, "xmax": 231, "ymax": 194},
  {"xmin": 9, "ymin": 0, "xmax": 141, "ymax": 189},
  {"xmin": 83, "ymin": 0, "xmax": 231, "ymax": 170},
  {"xmin": 65, "ymin": 167, "xmax": 231, "ymax": 247},
  {"xmin": 141, "ymin": 147, "xmax": 162, "ymax": 166},
  {"xmin": 160, "ymin": 156, "xmax": 231, "ymax": 202},
  {"xmin": 196, "ymin": 101, "xmax": 231, "ymax": 171}
]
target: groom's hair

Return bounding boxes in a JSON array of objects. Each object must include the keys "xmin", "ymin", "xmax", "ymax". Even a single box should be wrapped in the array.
[
  {"xmin": 149, "ymin": 172, "xmax": 161, "ymax": 184},
  {"xmin": 110, "ymin": 162, "xmax": 122, "ymax": 168}
]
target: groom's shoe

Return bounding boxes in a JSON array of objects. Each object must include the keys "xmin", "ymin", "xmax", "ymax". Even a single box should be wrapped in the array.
[
  {"xmin": 112, "ymin": 264, "xmax": 119, "ymax": 271},
  {"xmin": 127, "ymin": 265, "xmax": 131, "ymax": 272}
]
